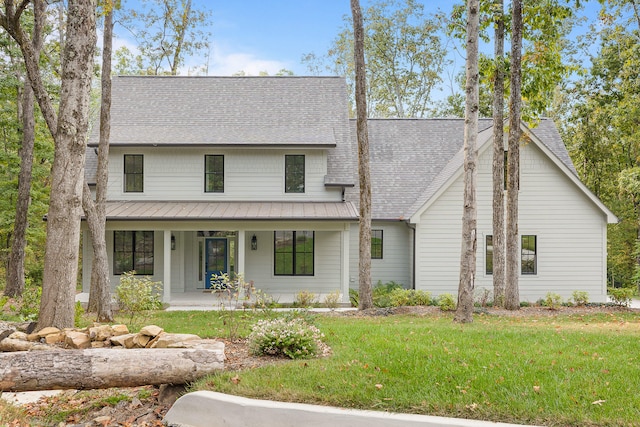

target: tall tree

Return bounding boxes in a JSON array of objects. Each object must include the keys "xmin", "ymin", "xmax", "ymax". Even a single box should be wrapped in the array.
[
  {"xmin": 505, "ymin": 0, "xmax": 523, "ymax": 311},
  {"xmin": 119, "ymin": 0, "xmax": 211, "ymax": 75},
  {"xmin": 307, "ymin": 0, "xmax": 446, "ymax": 118},
  {"xmin": 83, "ymin": 1, "xmax": 115, "ymax": 322},
  {"xmin": 351, "ymin": 0, "xmax": 373, "ymax": 310},
  {"xmin": 491, "ymin": 0, "xmax": 506, "ymax": 307},
  {"xmin": 0, "ymin": 0, "xmax": 97, "ymax": 329},
  {"xmin": 5, "ymin": 0, "xmax": 45, "ymax": 298},
  {"xmin": 454, "ymin": 0, "xmax": 480, "ymax": 324}
]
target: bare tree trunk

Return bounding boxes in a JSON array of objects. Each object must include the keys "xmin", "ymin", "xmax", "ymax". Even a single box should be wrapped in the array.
[
  {"xmin": 351, "ymin": 0, "xmax": 373, "ymax": 310},
  {"xmin": 0, "ymin": 347, "xmax": 224, "ymax": 392},
  {"xmin": 0, "ymin": 0, "xmax": 98, "ymax": 329},
  {"xmin": 454, "ymin": 0, "xmax": 480, "ymax": 324},
  {"xmin": 84, "ymin": 3, "xmax": 114, "ymax": 322},
  {"xmin": 491, "ymin": 0, "xmax": 506, "ymax": 308},
  {"xmin": 505, "ymin": 0, "xmax": 523, "ymax": 311},
  {"xmin": 5, "ymin": 0, "xmax": 45, "ymax": 298}
]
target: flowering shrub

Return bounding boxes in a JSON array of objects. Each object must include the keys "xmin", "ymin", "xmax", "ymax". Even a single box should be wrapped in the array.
[{"xmin": 248, "ymin": 317, "xmax": 329, "ymax": 359}]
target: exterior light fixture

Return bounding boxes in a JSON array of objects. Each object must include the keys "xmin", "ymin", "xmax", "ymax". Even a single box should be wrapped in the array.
[
  {"xmin": 171, "ymin": 234, "xmax": 176, "ymax": 250},
  {"xmin": 251, "ymin": 234, "xmax": 258, "ymax": 250}
]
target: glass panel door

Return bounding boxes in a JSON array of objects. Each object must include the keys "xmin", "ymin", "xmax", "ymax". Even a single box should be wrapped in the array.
[{"xmin": 205, "ymin": 238, "xmax": 227, "ymax": 289}]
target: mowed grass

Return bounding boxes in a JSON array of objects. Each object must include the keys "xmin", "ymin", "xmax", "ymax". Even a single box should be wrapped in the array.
[{"xmin": 187, "ymin": 310, "xmax": 640, "ymax": 427}]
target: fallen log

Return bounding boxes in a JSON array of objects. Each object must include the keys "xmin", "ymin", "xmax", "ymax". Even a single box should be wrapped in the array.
[{"xmin": 0, "ymin": 345, "xmax": 224, "ymax": 392}]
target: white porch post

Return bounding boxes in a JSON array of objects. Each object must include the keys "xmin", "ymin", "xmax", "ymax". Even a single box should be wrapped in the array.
[
  {"xmin": 341, "ymin": 224, "xmax": 350, "ymax": 303},
  {"xmin": 163, "ymin": 230, "xmax": 172, "ymax": 303},
  {"xmin": 237, "ymin": 229, "xmax": 246, "ymax": 275}
]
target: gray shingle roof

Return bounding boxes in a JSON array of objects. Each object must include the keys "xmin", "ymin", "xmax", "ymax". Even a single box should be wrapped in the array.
[
  {"xmin": 88, "ymin": 76, "xmax": 350, "ymax": 147},
  {"xmin": 86, "ymin": 77, "xmax": 581, "ymax": 223},
  {"xmin": 347, "ymin": 118, "xmax": 577, "ymax": 220}
]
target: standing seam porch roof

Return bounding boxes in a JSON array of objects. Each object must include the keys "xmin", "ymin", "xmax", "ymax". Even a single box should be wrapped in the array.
[{"xmin": 100, "ymin": 201, "xmax": 359, "ymax": 221}]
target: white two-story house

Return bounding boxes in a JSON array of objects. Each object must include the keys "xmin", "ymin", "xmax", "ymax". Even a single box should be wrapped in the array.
[{"xmin": 81, "ymin": 76, "xmax": 617, "ymax": 305}]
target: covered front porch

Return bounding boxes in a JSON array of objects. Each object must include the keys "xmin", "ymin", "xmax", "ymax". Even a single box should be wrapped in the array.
[{"xmin": 81, "ymin": 201, "xmax": 359, "ymax": 306}]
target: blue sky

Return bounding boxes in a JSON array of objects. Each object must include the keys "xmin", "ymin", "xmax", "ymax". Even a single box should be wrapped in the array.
[
  {"xmin": 114, "ymin": 1, "xmax": 455, "ymax": 76},
  {"xmin": 113, "ymin": 0, "xmax": 605, "ymax": 77}
]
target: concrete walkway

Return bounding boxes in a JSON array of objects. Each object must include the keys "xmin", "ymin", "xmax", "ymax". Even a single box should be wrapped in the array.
[{"xmin": 164, "ymin": 391, "xmax": 540, "ymax": 427}]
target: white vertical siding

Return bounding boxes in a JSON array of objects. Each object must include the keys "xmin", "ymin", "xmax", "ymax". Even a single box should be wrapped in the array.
[
  {"xmin": 107, "ymin": 147, "xmax": 341, "ymax": 202},
  {"xmin": 416, "ymin": 141, "xmax": 608, "ymax": 302},
  {"xmin": 348, "ymin": 222, "xmax": 412, "ymax": 289}
]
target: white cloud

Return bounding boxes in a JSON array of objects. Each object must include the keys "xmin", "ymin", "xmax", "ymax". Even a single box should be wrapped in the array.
[{"xmin": 182, "ymin": 43, "xmax": 292, "ymax": 76}]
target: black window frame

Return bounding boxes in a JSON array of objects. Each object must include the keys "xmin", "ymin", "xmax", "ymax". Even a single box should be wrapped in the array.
[
  {"xmin": 124, "ymin": 154, "xmax": 144, "ymax": 193},
  {"xmin": 274, "ymin": 230, "xmax": 314, "ymax": 276},
  {"xmin": 113, "ymin": 230, "xmax": 154, "ymax": 275},
  {"xmin": 486, "ymin": 235, "xmax": 493, "ymax": 275},
  {"xmin": 204, "ymin": 154, "xmax": 225, "ymax": 193},
  {"xmin": 521, "ymin": 235, "xmax": 537, "ymax": 275},
  {"xmin": 371, "ymin": 229, "xmax": 383, "ymax": 259},
  {"xmin": 285, "ymin": 154, "xmax": 305, "ymax": 193}
]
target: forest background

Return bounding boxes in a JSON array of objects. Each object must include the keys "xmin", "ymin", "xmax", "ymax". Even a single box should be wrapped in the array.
[{"xmin": 0, "ymin": 0, "xmax": 638, "ymax": 299}]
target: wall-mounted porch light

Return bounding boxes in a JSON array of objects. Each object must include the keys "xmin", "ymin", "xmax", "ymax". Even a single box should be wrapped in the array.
[
  {"xmin": 251, "ymin": 234, "xmax": 257, "ymax": 250},
  {"xmin": 171, "ymin": 234, "xmax": 176, "ymax": 250}
]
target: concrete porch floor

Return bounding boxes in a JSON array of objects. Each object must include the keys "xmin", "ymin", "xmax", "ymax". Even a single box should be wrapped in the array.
[{"xmin": 76, "ymin": 291, "xmax": 353, "ymax": 311}]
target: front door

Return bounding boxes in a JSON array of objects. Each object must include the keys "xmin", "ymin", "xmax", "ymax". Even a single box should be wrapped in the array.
[{"xmin": 205, "ymin": 238, "xmax": 227, "ymax": 289}]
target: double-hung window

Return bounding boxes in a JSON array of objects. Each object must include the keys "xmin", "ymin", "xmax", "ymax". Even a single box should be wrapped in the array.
[
  {"xmin": 124, "ymin": 154, "xmax": 144, "ymax": 193},
  {"xmin": 205, "ymin": 155, "xmax": 224, "ymax": 193},
  {"xmin": 486, "ymin": 235, "xmax": 493, "ymax": 275},
  {"xmin": 371, "ymin": 229, "xmax": 383, "ymax": 259},
  {"xmin": 113, "ymin": 231, "xmax": 154, "ymax": 275},
  {"xmin": 485, "ymin": 234, "xmax": 537, "ymax": 275},
  {"xmin": 285, "ymin": 155, "xmax": 305, "ymax": 193},
  {"xmin": 521, "ymin": 235, "xmax": 537, "ymax": 275},
  {"xmin": 274, "ymin": 231, "xmax": 314, "ymax": 276}
]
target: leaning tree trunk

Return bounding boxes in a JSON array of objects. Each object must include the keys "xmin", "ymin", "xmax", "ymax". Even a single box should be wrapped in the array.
[
  {"xmin": 505, "ymin": 0, "xmax": 523, "ymax": 311},
  {"xmin": 491, "ymin": 0, "xmax": 506, "ymax": 308},
  {"xmin": 5, "ymin": 0, "xmax": 45, "ymax": 298},
  {"xmin": 0, "ymin": 347, "xmax": 224, "ymax": 392},
  {"xmin": 84, "ymin": 4, "xmax": 114, "ymax": 322},
  {"xmin": 351, "ymin": 0, "xmax": 373, "ymax": 310},
  {"xmin": 454, "ymin": 0, "xmax": 480, "ymax": 324}
]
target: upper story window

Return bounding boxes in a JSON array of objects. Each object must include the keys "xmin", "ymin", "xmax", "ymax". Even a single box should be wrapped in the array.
[
  {"xmin": 124, "ymin": 154, "xmax": 143, "ymax": 193},
  {"xmin": 371, "ymin": 229, "xmax": 383, "ymax": 259},
  {"xmin": 113, "ymin": 230, "xmax": 154, "ymax": 275},
  {"xmin": 285, "ymin": 154, "xmax": 305, "ymax": 193},
  {"xmin": 205, "ymin": 155, "xmax": 224, "ymax": 193},
  {"xmin": 274, "ymin": 230, "xmax": 314, "ymax": 276},
  {"xmin": 521, "ymin": 235, "xmax": 537, "ymax": 275}
]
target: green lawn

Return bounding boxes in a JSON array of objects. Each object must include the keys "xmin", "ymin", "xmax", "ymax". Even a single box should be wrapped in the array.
[{"xmin": 181, "ymin": 310, "xmax": 640, "ymax": 427}]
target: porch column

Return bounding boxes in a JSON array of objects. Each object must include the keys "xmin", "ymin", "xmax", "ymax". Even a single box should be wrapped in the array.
[
  {"xmin": 237, "ymin": 229, "xmax": 246, "ymax": 275},
  {"xmin": 163, "ymin": 230, "xmax": 172, "ymax": 303},
  {"xmin": 341, "ymin": 224, "xmax": 350, "ymax": 303}
]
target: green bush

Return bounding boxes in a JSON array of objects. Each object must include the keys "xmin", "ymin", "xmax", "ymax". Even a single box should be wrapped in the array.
[
  {"xmin": 248, "ymin": 317, "xmax": 327, "ymax": 359},
  {"xmin": 409, "ymin": 290, "xmax": 432, "ymax": 306},
  {"xmin": 389, "ymin": 288, "xmax": 411, "ymax": 307},
  {"xmin": 608, "ymin": 287, "xmax": 635, "ymax": 307},
  {"xmin": 19, "ymin": 280, "xmax": 41, "ymax": 321},
  {"xmin": 373, "ymin": 281, "xmax": 404, "ymax": 307},
  {"xmin": 571, "ymin": 290, "xmax": 589, "ymax": 307},
  {"xmin": 437, "ymin": 293, "xmax": 456, "ymax": 311},
  {"xmin": 543, "ymin": 292, "xmax": 563, "ymax": 310},
  {"xmin": 389, "ymin": 289, "xmax": 432, "ymax": 307},
  {"xmin": 115, "ymin": 271, "xmax": 163, "ymax": 324}
]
